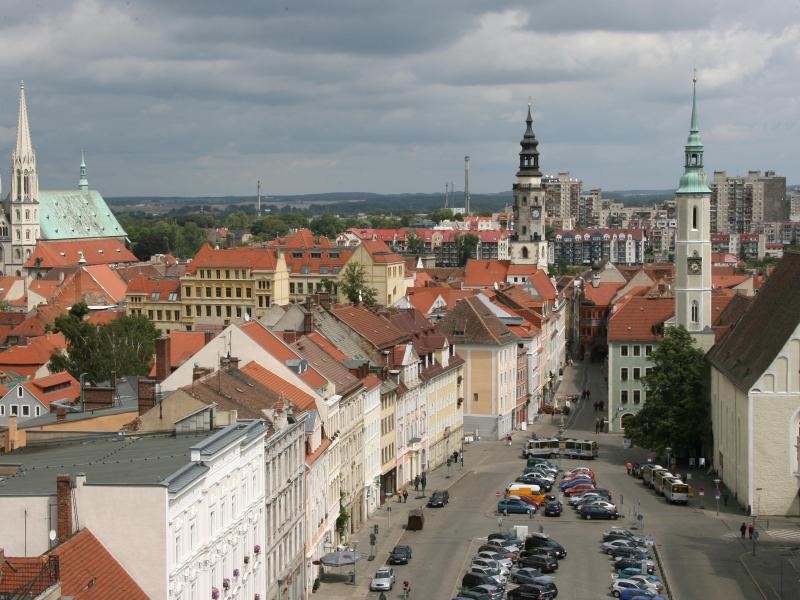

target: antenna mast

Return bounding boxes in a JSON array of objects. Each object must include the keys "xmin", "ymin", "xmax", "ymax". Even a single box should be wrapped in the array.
[
  {"xmin": 464, "ymin": 156, "xmax": 471, "ymax": 215},
  {"xmin": 444, "ymin": 182, "xmax": 449, "ymax": 208},
  {"xmin": 257, "ymin": 179, "xmax": 262, "ymax": 217}
]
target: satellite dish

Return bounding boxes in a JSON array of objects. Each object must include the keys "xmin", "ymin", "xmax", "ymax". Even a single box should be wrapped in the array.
[
  {"xmin": 49, "ymin": 529, "xmax": 56, "ymax": 541},
  {"xmin": 243, "ymin": 312, "xmax": 250, "ymax": 322}
]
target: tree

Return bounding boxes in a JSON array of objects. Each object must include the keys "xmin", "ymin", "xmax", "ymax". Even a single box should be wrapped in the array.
[
  {"xmin": 339, "ymin": 262, "xmax": 378, "ymax": 306},
  {"xmin": 428, "ymin": 208, "xmax": 454, "ymax": 224},
  {"xmin": 49, "ymin": 304, "xmax": 160, "ymax": 382},
  {"xmin": 623, "ymin": 326, "xmax": 709, "ymax": 459},
  {"xmin": 457, "ymin": 233, "xmax": 480, "ymax": 265},
  {"xmin": 405, "ymin": 231, "xmax": 425, "ymax": 256},
  {"xmin": 309, "ymin": 214, "xmax": 343, "ymax": 239}
]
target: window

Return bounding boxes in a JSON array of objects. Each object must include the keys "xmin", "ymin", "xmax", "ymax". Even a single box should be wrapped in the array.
[
  {"xmin": 189, "ymin": 520, "xmax": 197, "ymax": 550},
  {"xmin": 225, "ymin": 270, "xmax": 230, "ymax": 279},
  {"xmin": 235, "ymin": 287, "xmax": 242, "ymax": 298},
  {"xmin": 168, "ymin": 292, "xmax": 177, "ymax": 302},
  {"xmin": 633, "ymin": 390, "xmax": 641, "ymax": 404},
  {"xmin": 215, "ymin": 287, "xmax": 222, "ymax": 298},
  {"xmin": 205, "ymin": 287, "xmax": 212, "ymax": 298},
  {"xmin": 17, "ymin": 386, "xmax": 23, "ymax": 398},
  {"xmin": 692, "ymin": 206, "xmax": 698, "ymax": 230},
  {"xmin": 35, "ymin": 406, "xmax": 40, "ymax": 416},
  {"xmin": 620, "ymin": 345, "xmax": 629, "ymax": 356},
  {"xmin": 473, "ymin": 393, "xmax": 478, "ymax": 403},
  {"xmin": 225, "ymin": 287, "xmax": 232, "ymax": 298},
  {"xmin": 0, "ymin": 406, "xmax": 4, "ymax": 416},
  {"xmin": 621, "ymin": 368, "xmax": 628, "ymax": 381},
  {"xmin": 289, "ymin": 283, "xmax": 295, "ymax": 294},
  {"xmin": 633, "ymin": 345, "xmax": 641, "ymax": 357},
  {"xmin": 216, "ymin": 305, "xmax": 222, "ymax": 317},
  {"xmin": 209, "ymin": 505, "xmax": 216, "ymax": 536},
  {"xmin": 645, "ymin": 345, "xmax": 653, "ymax": 357},
  {"xmin": 646, "ymin": 367, "xmax": 653, "ymax": 377},
  {"xmin": 185, "ymin": 287, "xmax": 191, "ymax": 297},
  {"xmin": 620, "ymin": 390, "xmax": 628, "ymax": 404},
  {"xmin": 22, "ymin": 405, "xmax": 30, "ymax": 417},
  {"xmin": 175, "ymin": 532, "xmax": 182, "ymax": 562},
  {"xmin": 690, "ymin": 300, "xmax": 699, "ymax": 324},
  {"xmin": 246, "ymin": 288, "xmax": 252, "ymax": 298},
  {"xmin": 633, "ymin": 368, "xmax": 641, "ymax": 380}
]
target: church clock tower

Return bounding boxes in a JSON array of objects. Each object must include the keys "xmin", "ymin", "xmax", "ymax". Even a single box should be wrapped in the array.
[
  {"xmin": 8, "ymin": 81, "xmax": 40, "ymax": 275},
  {"xmin": 510, "ymin": 101, "xmax": 548, "ymax": 270},
  {"xmin": 675, "ymin": 75, "xmax": 714, "ymax": 351}
]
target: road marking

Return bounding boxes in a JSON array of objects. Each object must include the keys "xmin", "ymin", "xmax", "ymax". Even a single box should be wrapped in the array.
[{"xmin": 764, "ymin": 528, "xmax": 800, "ymax": 542}]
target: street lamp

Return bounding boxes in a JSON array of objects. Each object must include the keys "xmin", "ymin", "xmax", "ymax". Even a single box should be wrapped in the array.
[
  {"xmin": 350, "ymin": 540, "xmax": 359, "ymax": 585},
  {"xmin": 713, "ymin": 478, "xmax": 721, "ymax": 516}
]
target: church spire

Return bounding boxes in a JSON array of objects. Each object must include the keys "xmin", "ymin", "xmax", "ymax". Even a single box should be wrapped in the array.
[
  {"xmin": 517, "ymin": 98, "xmax": 541, "ymax": 178},
  {"xmin": 676, "ymin": 72, "xmax": 710, "ymax": 195},
  {"xmin": 79, "ymin": 150, "xmax": 89, "ymax": 192},
  {"xmin": 15, "ymin": 81, "xmax": 33, "ymax": 158}
]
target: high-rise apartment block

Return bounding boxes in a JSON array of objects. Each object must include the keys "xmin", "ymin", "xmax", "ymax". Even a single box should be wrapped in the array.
[
  {"xmin": 710, "ymin": 170, "xmax": 787, "ymax": 233},
  {"xmin": 543, "ymin": 172, "xmax": 582, "ymax": 225}
]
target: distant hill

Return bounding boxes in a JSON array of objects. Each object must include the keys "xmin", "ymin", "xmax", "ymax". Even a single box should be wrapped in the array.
[{"xmin": 107, "ymin": 188, "xmax": 676, "ymax": 215}]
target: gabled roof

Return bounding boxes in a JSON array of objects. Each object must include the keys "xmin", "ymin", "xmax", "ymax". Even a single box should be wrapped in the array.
[
  {"xmin": 186, "ymin": 244, "xmax": 280, "ymax": 272},
  {"xmin": 86, "ymin": 309, "xmax": 125, "ymax": 326},
  {"xmin": 50, "ymin": 529, "xmax": 149, "ymax": 600},
  {"xmin": 170, "ymin": 331, "xmax": 208, "ymax": 368},
  {"xmin": 181, "ymin": 367, "xmax": 284, "ymax": 420},
  {"xmin": 268, "ymin": 228, "xmax": 335, "ymax": 249},
  {"xmin": 21, "ymin": 370, "xmax": 81, "ymax": 407},
  {"xmin": 38, "ymin": 190, "xmax": 127, "ymax": 241},
  {"xmin": 406, "ymin": 287, "xmax": 475, "ymax": 315},
  {"xmin": 583, "ymin": 282, "xmax": 627, "ymax": 306},
  {"xmin": 607, "ymin": 297, "xmax": 675, "ymax": 343},
  {"xmin": 360, "ymin": 239, "xmax": 404, "ymax": 264},
  {"xmin": 24, "ymin": 238, "xmax": 136, "ymax": 269},
  {"xmin": 436, "ymin": 295, "xmax": 519, "ymax": 346},
  {"xmin": 464, "ymin": 259, "xmax": 511, "ymax": 287},
  {"xmin": 330, "ymin": 305, "xmax": 408, "ymax": 349},
  {"xmin": 240, "ymin": 361, "xmax": 318, "ymax": 412},
  {"xmin": 240, "ymin": 321, "xmax": 326, "ymax": 388},
  {"xmin": 291, "ymin": 335, "xmax": 362, "ymax": 397},
  {"xmin": 284, "ymin": 248, "xmax": 352, "ymax": 275},
  {"xmin": 708, "ymin": 250, "xmax": 800, "ymax": 391},
  {"xmin": 80, "ymin": 265, "xmax": 128, "ymax": 303},
  {"xmin": 0, "ymin": 333, "xmax": 67, "ymax": 376},
  {"xmin": 125, "ymin": 274, "xmax": 181, "ymax": 297}
]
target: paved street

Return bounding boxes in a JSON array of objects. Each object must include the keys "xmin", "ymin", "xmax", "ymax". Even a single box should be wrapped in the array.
[{"xmin": 319, "ymin": 359, "xmax": 800, "ymax": 600}]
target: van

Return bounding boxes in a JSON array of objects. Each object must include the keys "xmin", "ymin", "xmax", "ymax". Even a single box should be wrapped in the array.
[
  {"xmin": 507, "ymin": 484, "xmax": 546, "ymax": 505},
  {"xmin": 524, "ymin": 533, "xmax": 567, "ymax": 558}
]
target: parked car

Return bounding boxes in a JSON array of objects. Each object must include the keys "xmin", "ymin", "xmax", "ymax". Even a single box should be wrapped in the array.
[
  {"xmin": 614, "ymin": 557, "xmax": 655, "ymax": 574},
  {"xmin": 454, "ymin": 592, "xmax": 492, "ymax": 600},
  {"xmin": 622, "ymin": 574, "xmax": 663, "ymax": 592},
  {"xmin": 560, "ymin": 478, "xmax": 594, "ymax": 492},
  {"xmin": 523, "ymin": 533, "xmax": 567, "ymax": 558},
  {"xmin": 603, "ymin": 539, "xmax": 645, "ymax": 554},
  {"xmin": 468, "ymin": 566, "xmax": 507, "ymax": 586},
  {"xmin": 569, "ymin": 490, "xmax": 611, "ymax": 506},
  {"xmin": 517, "ymin": 474, "xmax": 553, "ymax": 491},
  {"xmin": 427, "ymin": 490, "xmax": 450, "ymax": 507},
  {"xmin": 471, "ymin": 558, "xmax": 509, "ymax": 575},
  {"xmin": 603, "ymin": 528, "xmax": 643, "ymax": 543},
  {"xmin": 507, "ymin": 583, "xmax": 555, "ymax": 599},
  {"xmin": 469, "ymin": 584, "xmax": 505, "ymax": 600},
  {"xmin": 518, "ymin": 548, "xmax": 559, "ymax": 563},
  {"xmin": 509, "ymin": 568, "xmax": 554, "ymax": 586},
  {"xmin": 462, "ymin": 572, "xmax": 499, "ymax": 590},
  {"xmin": 580, "ymin": 504, "xmax": 619, "ymax": 520},
  {"xmin": 369, "ymin": 567, "xmax": 395, "ymax": 591},
  {"xmin": 388, "ymin": 545, "xmax": 412, "ymax": 564},
  {"xmin": 487, "ymin": 532, "xmax": 517, "ymax": 542},
  {"xmin": 543, "ymin": 501, "xmax": 562, "ymax": 516},
  {"xmin": 475, "ymin": 551, "xmax": 513, "ymax": 571},
  {"xmin": 516, "ymin": 553, "xmax": 558, "ymax": 573},
  {"xmin": 498, "ymin": 498, "xmax": 536, "ymax": 515},
  {"xmin": 485, "ymin": 537, "xmax": 521, "ymax": 552},
  {"xmin": 577, "ymin": 500, "xmax": 617, "ymax": 513},
  {"xmin": 478, "ymin": 544, "xmax": 516, "ymax": 560},
  {"xmin": 617, "ymin": 566, "xmax": 657, "ymax": 580},
  {"xmin": 563, "ymin": 483, "xmax": 597, "ymax": 496},
  {"xmin": 507, "ymin": 494, "xmax": 540, "ymax": 508},
  {"xmin": 566, "ymin": 466, "xmax": 595, "ymax": 478},
  {"xmin": 609, "ymin": 547, "xmax": 650, "ymax": 561},
  {"xmin": 610, "ymin": 579, "xmax": 658, "ymax": 598}
]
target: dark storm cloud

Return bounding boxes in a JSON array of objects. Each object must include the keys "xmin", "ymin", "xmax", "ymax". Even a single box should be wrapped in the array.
[{"xmin": 0, "ymin": 0, "xmax": 796, "ymax": 196}]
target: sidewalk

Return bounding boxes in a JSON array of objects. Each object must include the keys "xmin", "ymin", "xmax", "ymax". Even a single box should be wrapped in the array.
[{"xmin": 315, "ymin": 444, "xmax": 475, "ymax": 599}]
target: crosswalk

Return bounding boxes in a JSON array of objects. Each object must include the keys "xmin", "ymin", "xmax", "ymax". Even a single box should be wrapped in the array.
[{"xmin": 721, "ymin": 528, "xmax": 800, "ymax": 543}]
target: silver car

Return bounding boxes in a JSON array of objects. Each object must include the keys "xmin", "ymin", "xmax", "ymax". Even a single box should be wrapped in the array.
[
  {"xmin": 471, "ymin": 557, "xmax": 510, "ymax": 575},
  {"xmin": 474, "ymin": 550, "xmax": 513, "ymax": 571},
  {"xmin": 469, "ymin": 565, "xmax": 507, "ymax": 586},
  {"xmin": 369, "ymin": 567, "xmax": 395, "ymax": 591}
]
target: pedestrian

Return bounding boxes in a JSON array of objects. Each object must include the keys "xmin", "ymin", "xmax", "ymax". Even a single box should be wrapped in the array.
[
  {"xmin": 587, "ymin": 389, "xmax": 591, "ymax": 400},
  {"xmin": 397, "ymin": 489, "xmax": 402, "ymax": 503},
  {"xmin": 379, "ymin": 592, "xmax": 387, "ymax": 600},
  {"xmin": 593, "ymin": 401, "xmax": 598, "ymax": 413},
  {"xmin": 740, "ymin": 522, "xmax": 746, "ymax": 538},
  {"xmin": 599, "ymin": 400, "xmax": 604, "ymax": 411},
  {"xmin": 414, "ymin": 475, "xmax": 420, "ymax": 492},
  {"xmin": 626, "ymin": 462, "xmax": 633, "ymax": 475},
  {"xmin": 421, "ymin": 473, "xmax": 427, "ymax": 492},
  {"xmin": 403, "ymin": 488, "xmax": 409, "ymax": 503},
  {"xmin": 748, "ymin": 523, "xmax": 754, "ymax": 539},
  {"xmin": 507, "ymin": 434, "xmax": 512, "ymax": 447},
  {"xmin": 460, "ymin": 454, "xmax": 464, "ymax": 468},
  {"xmin": 723, "ymin": 492, "xmax": 729, "ymax": 507}
]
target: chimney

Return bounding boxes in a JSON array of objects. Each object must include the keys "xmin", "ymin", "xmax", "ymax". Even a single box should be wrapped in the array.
[
  {"xmin": 192, "ymin": 366, "xmax": 212, "ymax": 382},
  {"xmin": 56, "ymin": 406, "xmax": 67, "ymax": 423},
  {"xmin": 56, "ymin": 474, "xmax": 73, "ymax": 543},
  {"xmin": 137, "ymin": 378, "xmax": 156, "ymax": 415},
  {"xmin": 4, "ymin": 415, "xmax": 17, "ymax": 453},
  {"xmin": 155, "ymin": 336, "xmax": 171, "ymax": 382},
  {"xmin": 220, "ymin": 354, "xmax": 240, "ymax": 371},
  {"xmin": 204, "ymin": 331, "xmax": 215, "ymax": 344},
  {"xmin": 283, "ymin": 331, "xmax": 298, "ymax": 344},
  {"xmin": 591, "ymin": 272, "xmax": 600, "ymax": 288}
]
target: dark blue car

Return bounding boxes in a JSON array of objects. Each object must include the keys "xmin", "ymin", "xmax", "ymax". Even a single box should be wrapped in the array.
[
  {"xmin": 497, "ymin": 498, "xmax": 535, "ymax": 514},
  {"xmin": 543, "ymin": 501, "xmax": 562, "ymax": 516}
]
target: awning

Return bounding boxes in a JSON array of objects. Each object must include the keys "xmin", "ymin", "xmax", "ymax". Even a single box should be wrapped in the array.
[{"xmin": 320, "ymin": 551, "xmax": 363, "ymax": 567}]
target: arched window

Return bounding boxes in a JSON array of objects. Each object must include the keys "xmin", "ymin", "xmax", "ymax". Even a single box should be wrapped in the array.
[
  {"xmin": 25, "ymin": 230, "xmax": 30, "ymax": 240},
  {"xmin": 14, "ymin": 249, "xmax": 21, "ymax": 260},
  {"xmin": 25, "ymin": 210, "xmax": 29, "ymax": 220},
  {"xmin": 692, "ymin": 206, "xmax": 698, "ymax": 230},
  {"xmin": 690, "ymin": 300, "xmax": 699, "ymax": 324},
  {"xmin": 15, "ymin": 210, "xmax": 20, "ymax": 221},
  {"xmin": 522, "ymin": 226, "xmax": 527, "ymax": 236},
  {"xmin": 15, "ymin": 170, "xmax": 21, "ymax": 199},
  {"xmin": 15, "ymin": 230, "xmax": 20, "ymax": 241},
  {"xmin": 24, "ymin": 249, "xmax": 31, "ymax": 259},
  {"xmin": 521, "ymin": 246, "xmax": 529, "ymax": 259}
]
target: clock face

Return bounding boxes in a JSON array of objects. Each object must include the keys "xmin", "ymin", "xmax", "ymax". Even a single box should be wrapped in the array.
[
  {"xmin": 688, "ymin": 258, "xmax": 701, "ymax": 274},
  {"xmin": 532, "ymin": 208, "xmax": 540, "ymax": 218}
]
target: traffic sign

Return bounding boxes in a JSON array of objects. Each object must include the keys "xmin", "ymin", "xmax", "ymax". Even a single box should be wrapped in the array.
[
  {"xmin": 698, "ymin": 487, "xmax": 705, "ymax": 497},
  {"xmin": 715, "ymin": 490, "xmax": 721, "ymax": 500},
  {"xmin": 496, "ymin": 491, "xmax": 501, "ymax": 498}
]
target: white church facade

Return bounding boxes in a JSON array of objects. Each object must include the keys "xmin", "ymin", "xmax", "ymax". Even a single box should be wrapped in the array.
[{"xmin": 1, "ymin": 82, "xmax": 126, "ymax": 276}]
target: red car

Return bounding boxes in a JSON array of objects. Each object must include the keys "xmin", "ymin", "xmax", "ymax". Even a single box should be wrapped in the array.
[{"xmin": 563, "ymin": 483, "xmax": 597, "ymax": 496}]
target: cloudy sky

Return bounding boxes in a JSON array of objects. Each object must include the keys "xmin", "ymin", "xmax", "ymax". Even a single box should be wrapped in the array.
[{"xmin": 1, "ymin": 0, "xmax": 798, "ymax": 197}]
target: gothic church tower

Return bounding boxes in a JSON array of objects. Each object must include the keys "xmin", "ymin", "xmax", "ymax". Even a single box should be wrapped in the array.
[
  {"xmin": 8, "ymin": 81, "xmax": 40, "ymax": 273},
  {"xmin": 509, "ymin": 102, "xmax": 548, "ymax": 271},
  {"xmin": 675, "ymin": 76, "xmax": 714, "ymax": 351}
]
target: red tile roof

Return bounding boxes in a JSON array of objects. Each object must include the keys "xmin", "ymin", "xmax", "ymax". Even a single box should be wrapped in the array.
[
  {"xmin": 360, "ymin": 240, "xmax": 404, "ymax": 264},
  {"xmin": 125, "ymin": 274, "xmax": 181, "ymax": 297},
  {"xmin": 712, "ymin": 274, "xmax": 750, "ymax": 289},
  {"xmin": 170, "ymin": 331, "xmax": 208, "ymax": 368},
  {"xmin": 331, "ymin": 305, "xmax": 408, "ymax": 349},
  {"xmin": 24, "ymin": 239, "xmax": 136, "ymax": 269},
  {"xmin": 406, "ymin": 288, "xmax": 475, "ymax": 315},
  {"xmin": 81, "ymin": 265, "xmax": 128, "ymax": 303},
  {"xmin": 268, "ymin": 228, "xmax": 335, "ymax": 249},
  {"xmin": 22, "ymin": 371, "xmax": 81, "ymax": 407},
  {"xmin": 464, "ymin": 259, "xmax": 511, "ymax": 287},
  {"xmin": 240, "ymin": 361, "xmax": 318, "ymax": 411},
  {"xmin": 186, "ymin": 244, "xmax": 280, "ymax": 273},
  {"xmin": 583, "ymin": 282, "xmax": 626, "ymax": 306},
  {"xmin": 284, "ymin": 248, "xmax": 352, "ymax": 275},
  {"xmin": 304, "ymin": 331, "xmax": 348, "ymax": 362},
  {"xmin": 86, "ymin": 309, "xmax": 125, "ymax": 326},
  {"xmin": 50, "ymin": 529, "xmax": 149, "ymax": 600},
  {"xmin": 240, "ymin": 321, "xmax": 327, "ymax": 388},
  {"xmin": 0, "ymin": 333, "xmax": 67, "ymax": 377},
  {"xmin": 28, "ymin": 279, "xmax": 62, "ymax": 301},
  {"xmin": 607, "ymin": 297, "xmax": 675, "ymax": 342}
]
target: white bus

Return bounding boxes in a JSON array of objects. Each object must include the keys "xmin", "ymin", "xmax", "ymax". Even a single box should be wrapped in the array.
[
  {"xmin": 653, "ymin": 471, "xmax": 678, "ymax": 496},
  {"xmin": 526, "ymin": 438, "xmax": 560, "ymax": 458},
  {"xmin": 666, "ymin": 481, "xmax": 689, "ymax": 504},
  {"xmin": 561, "ymin": 439, "xmax": 599, "ymax": 459}
]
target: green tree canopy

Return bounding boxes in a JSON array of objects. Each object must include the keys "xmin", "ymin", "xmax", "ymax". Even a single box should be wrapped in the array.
[
  {"xmin": 457, "ymin": 233, "xmax": 480, "ymax": 265},
  {"xmin": 406, "ymin": 231, "xmax": 426, "ymax": 256},
  {"xmin": 622, "ymin": 326, "xmax": 710, "ymax": 459},
  {"xmin": 339, "ymin": 262, "xmax": 378, "ymax": 306},
  {"xmin": 49, "ymin": 304, "xmax": 160, "ymax": 382},
  {"xmin": 309, "ymin": 214, "xmax": 344, "ymax": 239}
]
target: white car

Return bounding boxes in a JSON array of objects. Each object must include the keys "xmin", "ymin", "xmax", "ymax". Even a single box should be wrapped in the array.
[
  {"xmin": 471, "ymin": 557, "xmax": 510, "ymax": 575},
  {"xmin": 474, "ymin": 551, "xmax": 513, "ymax": 571},
  {"xmin": 469, "ymin": 566, "xmax": 507, "ymax": 586},
  {"xmin": 621, "ymin": 574, "xmax": 664, "ymax": 593},
  {"xmin": 603, "ymin": 539, "xmax": 643, "ymax": 554},
  {"xmin": 369, "ymin": 567, "xmax": 395, "ymax": 591},
  {"xmin": 610, "ymin": 578, "xmax": 658, "ymax": 598}
]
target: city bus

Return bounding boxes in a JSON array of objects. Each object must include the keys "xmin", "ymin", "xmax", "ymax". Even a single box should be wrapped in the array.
[
  {"xmin": 560, "ymin": 439, "xmax": 599, "ymax": 459},
  {"xmin": 525, "ymin": 438, "xmax": 560, "ymax": 458},
  {"xmin": 666, "ymin": 481, "xmax": 690, "ymax": 504},
  {"xmin": 641, "ymin": 464, "xmax": 665, "ymax": 488},
  {"xmin": 653, "ymin": 471, "xmax": 678, "ymax": 496}
]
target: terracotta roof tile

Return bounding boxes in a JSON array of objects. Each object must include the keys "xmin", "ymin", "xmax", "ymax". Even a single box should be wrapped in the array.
[
  {"xmin": 24, "ymin": 239, "xmax": 136, "ymax": 269},
  {"xmin": 406, "ymin": 288, "xmax": 475, "ymax": 315},
  {"xmin": 240, "ymin": 321, "xmax": 327, "ymax": 388},
  {"xmin": 291, "ymin": 336, "xmax": 362, "ymax": 396},
  {"xmin": 22, "ymin": 371, "xmax": 81, "ymax": 407},
  {"xmin": 0, "ymin": 333, "xmax": 67, "ymax": 377},
  {"xmin": 583, "ymin": 282, "xmax": 626, "ymax": 306},
  {"xmin": 86, "ymin": 309, "xmax": 125, "ymax": 326},
  {"xmin": 240, "ymin": 361, "xmax": 318, "ymax": 412},
  {"xmin": 268, "ymin": 228, "xmax": 335, "ymax": 249},
  {"xmin": 330, "ymin": 305, "xmax": 408, "ymax": 349},
  {"xmin": 436, "ymin": 295, "xmax": 519, "ymax": 346},
  {"xmin": 169, "ymin": 331, "xmax": 208, "ymax": 368},
  {"xmin": 607, "ymin": 297, "xmax": 675, "ymax": 342},
  {"xmin": 360, "ymin": 239, "xmax": 404, "ymax": 264},
  {"xmin": 464, "ymin": 259, "xmax": 511, "ymax": 287},
  {"xmin": 186, "ymin": 244, "xmax": 279, "ymax": 273},
  {"xmin": 50, "ymin": 529, "xmax": 149, "ymax": 600}
]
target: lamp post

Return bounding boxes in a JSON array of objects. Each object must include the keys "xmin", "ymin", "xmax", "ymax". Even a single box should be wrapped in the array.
[
  {"xmin": 665, "ymin": 447, "xmax": 672, "ymax": 472},
  {"xmin": 713, "ymin": 478, "xmax": 721, "ymax": 516},
  {"xmin": 350, "ymin": 540, "xmax": 358, "ymax": 585}
]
